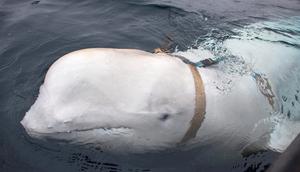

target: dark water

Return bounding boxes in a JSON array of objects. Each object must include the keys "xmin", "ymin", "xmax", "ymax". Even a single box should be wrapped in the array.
[{"xmin": 0, "ymin": 0, "xmax": 300, "ymax": 171}]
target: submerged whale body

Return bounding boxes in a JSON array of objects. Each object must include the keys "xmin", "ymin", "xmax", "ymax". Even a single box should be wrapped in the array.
[{"xmin": 21, "ymin": 34, "xmax": 300, "ymax": 153}]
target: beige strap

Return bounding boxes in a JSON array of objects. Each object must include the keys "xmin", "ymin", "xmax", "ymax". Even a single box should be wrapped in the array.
[
  {"xmin": 179, "ymin": 65, "xmax": 206, "ymax": 144},
  {"xmin": 152, "ymin": 50, "xmax": 206, "ymax": 144}
]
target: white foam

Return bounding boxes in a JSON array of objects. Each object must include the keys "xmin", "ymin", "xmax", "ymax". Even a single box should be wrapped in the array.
[{"xmin": 268, "ymin": 117, "xmax": 300, "ymax": 152}]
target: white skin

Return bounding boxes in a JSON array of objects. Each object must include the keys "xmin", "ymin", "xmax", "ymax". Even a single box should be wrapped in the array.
[
  {"xmin": 21, "ymin": 48, "xmax": 195, "ymax": 152},
  {"xmin": 21, "ymin": 39, "xmax": 300, "ymax": 153}
]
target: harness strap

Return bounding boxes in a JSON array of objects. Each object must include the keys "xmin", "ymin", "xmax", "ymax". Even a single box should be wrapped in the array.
[
  {"xmin": 252, "ymin": 72, "xmax": 277, "ymax": 111},
  {"xmin": 153, "ymin": 50, "xmax": 208, "ymax": 144},
  {"xmin": 172, "ymin": 54, "xmax": 221, "ymax": 68},
  {"xmin": 179, "ymin": 64, "xmax": 206, "ymax": 144}
]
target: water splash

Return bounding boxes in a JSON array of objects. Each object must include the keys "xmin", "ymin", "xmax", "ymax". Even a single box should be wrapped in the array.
[
  {"xmin": 175, "ymin": 16, "xmax": 300, "ymax": 152},
  {"xmin": 233, "ymin": 16, "xmax": 300, "ymax": 48}
]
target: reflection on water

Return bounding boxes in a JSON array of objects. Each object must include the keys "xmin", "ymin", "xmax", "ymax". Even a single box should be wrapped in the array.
[{"xmin": 0, "ymin": 0, "xmax": 300, "ymax": 171}]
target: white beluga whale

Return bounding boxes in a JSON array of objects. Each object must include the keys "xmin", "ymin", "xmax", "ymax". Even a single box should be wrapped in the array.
[
  {"xmin": 21, "ymin": 19, "xmax": 300, "ymax": 153},
  {"xmin": 21, "ymin": 48, "xmax": 200, "ymax": 152}
]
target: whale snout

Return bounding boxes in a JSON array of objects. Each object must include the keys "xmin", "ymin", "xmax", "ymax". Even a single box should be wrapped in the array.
[
  {"xmin": 20, "ymin": 110, "xmax": 53, "ymax": 138},
  {"xmin": 21, "ymin": 115, "xmax": 42, "ymax": 137}
]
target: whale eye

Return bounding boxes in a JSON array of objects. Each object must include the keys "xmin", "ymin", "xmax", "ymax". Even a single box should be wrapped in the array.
[{"xmin": 159, "ymin": 113, "xmax": 170, "ymax": 121}]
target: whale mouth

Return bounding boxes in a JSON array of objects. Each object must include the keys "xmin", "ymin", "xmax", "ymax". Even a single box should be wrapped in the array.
[
  {"xmin": 21, "ymin": 121, "xmax": 134, "ymax": 138},
  {"xmin": 65, "ymin": 126, "xmax": 133, "ymax": 133}
]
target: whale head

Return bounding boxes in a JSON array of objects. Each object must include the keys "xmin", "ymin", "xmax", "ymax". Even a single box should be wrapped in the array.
[{"xmin": 20, "ymin": 49, "xmax": 196, "ymax": 153}]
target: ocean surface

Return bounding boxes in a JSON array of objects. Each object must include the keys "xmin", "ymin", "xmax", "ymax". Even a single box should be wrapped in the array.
[{"xmin": 0, "ymin": 0, "xmax": 300, "ymax": 171}]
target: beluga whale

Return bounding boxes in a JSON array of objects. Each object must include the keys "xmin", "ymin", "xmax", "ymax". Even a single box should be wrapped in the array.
[
  {"xmin": 21, "ymin": 23, "xmax": 300, "ymax": 153},
  {"xmin": 21, "ymin": 48, "xmax": 208, "ymax": 153}
]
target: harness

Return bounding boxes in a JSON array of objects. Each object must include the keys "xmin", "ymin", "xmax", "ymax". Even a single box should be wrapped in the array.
[
  {"xmin": 169, "ymin": 53, "xmax": 277, "ymax": 144},
  {"xmin": 172, "ymin": 54, "xmax": 223, "ymax": 68},
  {"xmin": 179, "ymin": 64, "xmax": 206, "ymax": 144},
  {"xmin": 251, "ymin": 72, "xmax": 277, "ymax": 111},
  {"xmin": 154, "ymin": 50, "xmax": 222, "ymax": 144},
  {"xmin": 170, "ymin": 54, "xmax": 222, "ymax": 144}
]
